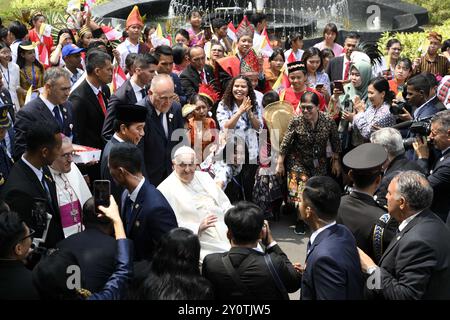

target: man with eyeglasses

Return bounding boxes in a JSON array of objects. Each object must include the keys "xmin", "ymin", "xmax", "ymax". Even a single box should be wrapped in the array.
[
  {"xmin": 137, "ymin": 74, "xmax": 186, "ymax": 187},
  {"xmin": 413, "ymin": 110, "xmax": 450, "ymax": 223},
  {"xmin": 0, "ymin": 210, "xmax": 39, "ymax": 299},
  {"xmin": 49, "ymin": 134, "xmax": 92, "ymax": 238}
]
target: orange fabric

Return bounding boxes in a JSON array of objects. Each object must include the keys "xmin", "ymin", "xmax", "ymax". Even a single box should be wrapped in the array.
[
  {"xmin": 281, "ymin": 87, "xmax": 326, "ymax": 114},
  {"xmin": 388, "ymin": 79, "xmax": 399, "ymax": 96},
  {"xmin": 126, "ymin": 5, "xmax": 144, "ymax": 28},
  {"xmin": 188, "ymin": 117, "xmax": 217, "ymax": 155},
  {"xmin": 216, "ymin": 56, "xmax": 240, "ymax": 78}
]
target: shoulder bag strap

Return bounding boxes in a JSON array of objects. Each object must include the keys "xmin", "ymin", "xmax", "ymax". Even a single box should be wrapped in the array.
[
  {"xmin": 221, "ymin": 254, "xmax": 252, "ymax": 297},
  {"xmin": 264, "ymin": 254, "xmax": 290, "ymax": 300}
]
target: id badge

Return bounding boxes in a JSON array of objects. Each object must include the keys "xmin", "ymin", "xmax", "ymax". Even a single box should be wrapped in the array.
[{"xmin": 313, "ymin": 159, "xmax": 319, "ymax": 168}]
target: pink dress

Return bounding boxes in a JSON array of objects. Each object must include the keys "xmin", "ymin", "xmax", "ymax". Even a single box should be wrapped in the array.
[{"xmin": 314, "ymin": 41, "xmax": 344, "ymax": 57}]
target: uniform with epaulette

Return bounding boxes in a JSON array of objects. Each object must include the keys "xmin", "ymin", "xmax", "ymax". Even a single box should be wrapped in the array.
[
  {"xmin": 337, "ymin": 143, "xmax": 396, "ymax": 263},
  {"xmin": 0, "ymin": 104, "xmax": 14, "ymax": 191}
]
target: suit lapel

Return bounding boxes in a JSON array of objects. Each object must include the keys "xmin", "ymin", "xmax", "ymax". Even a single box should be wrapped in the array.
[
  {"xmin": 18, "ymin": 159, "xmax": 49, "ymax": 203},
  {"xmin": 379, "ymin": 211, "xmax": 426, "ymax": 264},
  {"xmin": 150, "ymin": 104, "xmax": 168, "ymax": 141},
  {"xmin": 127, "ymin": 182, "xmax": 145, "ymax": 234},
  {"xmin": 42, "ymin": 166, "xmax": 59, "ymax": 216},
  {"xmin": 306, "ymin": 224, "xmax": 337, "ymax": 260},
  {"xmin": 83, "ymin": 81, "xmax": 105, "ymax": 119},
  {"xmin": 433, "ymin": 150, "xmax": 450, "ymax": 171},
  {"xmin": 125, "ymin": 81, "xmax": 137, "ymax": 103}
]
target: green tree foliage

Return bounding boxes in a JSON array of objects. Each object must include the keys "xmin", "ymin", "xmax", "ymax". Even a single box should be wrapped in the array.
[
  {"xmin": 378, "ymin": 20, "xmax": 450, "ymax": 60},
  {"xmin": 404, "ymin": 0, "xmax": 450, "ymax": 25}
]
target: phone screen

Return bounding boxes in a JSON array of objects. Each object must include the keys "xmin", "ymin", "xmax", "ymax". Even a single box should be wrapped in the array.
[
  {"xmin": 94, "ymin": 180, "xmax": 111, "ymax": 208},
  {"xmin": 315, "ymin": 84, "xmax": 324, "ymax": 90},
  {"xmin": 334, "ymin": 81, "xmax": 344, "ymax": 91}
]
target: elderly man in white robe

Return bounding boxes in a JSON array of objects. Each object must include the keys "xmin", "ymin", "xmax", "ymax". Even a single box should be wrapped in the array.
[
  {"xmin": 50, "ymin": 134, "xmax": 92, "ymax": 238},
  {"xmin": 158, "ymin": 146, "xmax": 231, "ymax": 261}
]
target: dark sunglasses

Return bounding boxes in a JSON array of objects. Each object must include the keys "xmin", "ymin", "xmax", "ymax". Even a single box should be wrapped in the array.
[
  {"xmin": 300, "ymin": 105, "xmax": 316, "ymax": 112},
  {"xmin": 19, "ymin": 227, "xmax": 35, "ymax": 242}
]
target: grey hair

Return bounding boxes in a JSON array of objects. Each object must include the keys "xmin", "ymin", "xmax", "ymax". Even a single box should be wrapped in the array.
[
  {"xmin": 431, "ymin": 110, "xmax": 450, "ymax": 133},
  {"xmin": 61, "ymin": 135, "xmax": 72, "ymax": 145},
  {"xmin": 393, "ymin": 170, "xmax": 433, "ymax": 211},
  {"xmin": 150, "ymin": 73, "xmax": 174, "ymax": 92},
  {"xmin": 44, "ymin": 67, "xmax": 71, "ymax": 86},
  {"xmin": 370, "ymin": 127, "xmax": 405, "ymax": 158}
]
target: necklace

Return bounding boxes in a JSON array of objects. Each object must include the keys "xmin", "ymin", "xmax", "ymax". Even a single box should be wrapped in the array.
[{"xmin": 55, "ymin": 172, "xmax": 82, "ymax": 231}]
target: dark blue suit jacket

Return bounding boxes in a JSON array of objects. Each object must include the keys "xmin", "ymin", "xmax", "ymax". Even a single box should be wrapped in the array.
[
  {"xmin": 170, "ymin": 72, "xmax": 187, "ymax": 106},
  {"xmin": 120, "ymin": 180, "xmax": 177, "ymax": 261},
  {"xmin": 136, "ymin": 97, "xmax": 186, "ymax": 187},
  {"xmin": 301, "ymin": 223, "xmax": 364, "ymax": 300}
]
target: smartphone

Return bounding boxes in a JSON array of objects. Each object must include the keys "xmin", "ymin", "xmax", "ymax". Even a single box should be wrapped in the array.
[
  {"xmin": 94, "ymin": 180, "xmax": 111, "ymax": 208},
  {"xmin": 333, "ymin": 80, "xmax": 344, "ymax": 92},
  {"xmin": 315, "ymin": 83, "xmax": 324, "ymax": 90}
]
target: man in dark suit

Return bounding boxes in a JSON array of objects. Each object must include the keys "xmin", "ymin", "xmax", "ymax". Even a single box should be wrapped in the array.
[
  {"xmin": 405, "ymin": 74, "xmax": 441, "ymax": 122},
  {"xmin": 109, "ymin": 142, "xmax": 177, "ymax": 261},
  {"xmin": 0, "ymin": 211, "xmax": 39, "ymax": 300},
  {"xmin": 136, "ymin": 74, "xmax": 186, "ymax": 187},
  {"xmin": 2, "ymin": 121, "xmax": 64, "ymax": 248},
  {"xmin": 102, "ymin": 54, "xmax": 158, "ymax": 141},
  {"xmin": 101, "ymin": 104, "xmax": 147, "ymax": 205},
  {"xmin": 337, "ymin": 143, "xmax": 395, "ymax": 264},
  {"xmin": 202, "ymin": 201, "xmax": 301, "ymax": 300},
  {"xmin": 14, "ymin": 67, "xmax": 73, "ymax": 160},
  {"xmin": 371, "ymin": 127, "xmax": 426, "ymax": 207},
  {"xmin": 69, "ymin": 49, "xmax": 112, "ymax": 150},
  {"xmin": 300, "ymin": 176, "xmax": 363, "ymax": 300},
  {"xmin": 325, "ymin": 32, "xmax": 360, "ymax": 85},
  {"xmin": 414, "ymin": 110, "xmax": 450, "ymax": 222},
  {"xmin": 57, "ymin": 197, "xmax": 116, "ymax": 292},
  {"xmin": 154, "ymin": 45, "xmax": 187, "ymax": 106},
  {"xmin": 179, "ymin": 46, "xmax": 216, "ymax": 100},
  {"xmin": 359, "ymin": 171, "xmax": 450, "ymax": 299}
]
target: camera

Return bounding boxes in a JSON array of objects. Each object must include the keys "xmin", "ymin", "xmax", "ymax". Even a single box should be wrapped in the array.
[
  {"xmin": 390, "ymin": 101, "xmax": 408, "ymax": 116},
  {"xmin": 401, "ymin": 117, "xmax": 432, "ymax": 149}
]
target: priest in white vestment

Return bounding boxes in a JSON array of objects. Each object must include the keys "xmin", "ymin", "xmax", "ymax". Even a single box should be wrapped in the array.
[
  {"xmin": 50, "ymin": 135, "xmax": 92, "ymax": 238},
  {"xmin": 158, "ymin": 146, "xmax": 232, "ymax": 261}
]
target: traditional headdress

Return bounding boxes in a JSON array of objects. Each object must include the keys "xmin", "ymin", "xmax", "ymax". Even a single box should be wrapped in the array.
[
  {"xmin": 126, "ymin": 5, "xmax": 144, "ymax": 28},
  {"xmin": 235, "ymin": 16, "xmax": 254, "ymax": 40},
  {"xmin": 78, "ymin": 25, "xmax": 91, "ymax": 39},
  {"xmin": 198, "ymin": 83, "xmax": 220, "ymax": 105},
  {"xmin": 287, "ymin": 61, "xmax": 306, "ymax": 74},
  {"xmin": 427, "ymin": 31, "xmax": 442, "ymax": 43}
]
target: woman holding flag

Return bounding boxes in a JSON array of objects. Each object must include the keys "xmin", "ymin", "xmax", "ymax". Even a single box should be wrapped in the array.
[
  {"xmin": 264, "ymin": 48, "xmax": 285, "ymax": 89},
  {"xmin": 28, "ymin": 13, "xmax": 53, "ymax": 68}
]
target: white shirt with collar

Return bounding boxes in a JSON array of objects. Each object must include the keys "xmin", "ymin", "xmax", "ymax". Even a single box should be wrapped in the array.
[
  {"xmin": 130, "ymin": 79, "xmax": 145, "ymax": 101},
  {"xmin": 64, "ymin": 66, "xmax": 84, "ymax": 86},
  {"xmin": 398, "ymin": 211, "xmax": 422, "ymax": 232},
  {"xmin": 39, "ymin": 95, "xmax": 58, "ymax": 116},
  {"xmin": 86, "ymin": 78, "xmax": 102, "ymax": 96},
  {"xmin": 413, "ymin": 95, "xmax": 435, "ymax": 119},
  {"xmin": 129, "ymin": 177, "xmax": 145, "ymax": 203},
  {"xmin": 116, "ymin": 39, "xmax": 140, "ymax": 69},
  {"xmin": 309, "ymin": 221, "xmax": 337, "ymax": 247},
  {"xmin": 21, "ymin": 155, "xmax": 44, "ymax": 183},
  {"xmin": 112, "ymin": 133, "xmax": 125, "ymax": 143}
]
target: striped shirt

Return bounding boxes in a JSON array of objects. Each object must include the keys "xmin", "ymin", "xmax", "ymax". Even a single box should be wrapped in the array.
[{"xmin": 416, "ymin": 53, "xmax": 450, "ymax": 77}]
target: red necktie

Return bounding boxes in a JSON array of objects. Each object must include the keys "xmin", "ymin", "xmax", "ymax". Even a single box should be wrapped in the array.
[
  {"xmin": 343, "ymin": 61, "xmax": 351, "ymax": 81},
  {"xmin": 200, "ymin": 70, "xmax": 206, "ymax": 84},
  {"xmin": 97, "ymin": 91, "xmax": 107, "ymax": 115}
]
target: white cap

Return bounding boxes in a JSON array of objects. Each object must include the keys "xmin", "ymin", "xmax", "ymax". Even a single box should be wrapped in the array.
[{"xmin": 173, "ymin": 146, "xmax": 196, "ymax": 160}]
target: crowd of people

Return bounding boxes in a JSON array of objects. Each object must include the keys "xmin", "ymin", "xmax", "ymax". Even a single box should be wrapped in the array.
[{"xmin": 0, "ymin": 5, "xmax": 450, "ymax": 300}]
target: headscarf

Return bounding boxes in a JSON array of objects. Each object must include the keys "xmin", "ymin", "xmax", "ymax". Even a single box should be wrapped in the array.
[{"xmin": 341, "ymin": 55, "xmax": 372, "ymax": 104}]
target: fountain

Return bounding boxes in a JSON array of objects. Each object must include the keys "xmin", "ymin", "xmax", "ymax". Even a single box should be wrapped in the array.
[{"xmin": 92, "ymin": 0, "xmax": 429, "ymax": 44}]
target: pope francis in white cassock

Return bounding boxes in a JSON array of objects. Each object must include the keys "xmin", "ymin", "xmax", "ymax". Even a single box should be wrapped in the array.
[{"xmin": 158, "ymin": 146, "xmax": 231, "ymax": 261}]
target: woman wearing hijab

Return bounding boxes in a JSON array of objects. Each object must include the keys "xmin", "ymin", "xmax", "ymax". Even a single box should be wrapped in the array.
[{"xmin": 328, "ymin": 53, "xmax": 372, "ymax": 150}]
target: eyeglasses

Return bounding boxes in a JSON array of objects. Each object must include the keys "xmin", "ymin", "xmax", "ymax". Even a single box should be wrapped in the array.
[
  {"xmin": 19, "ymin": 227, "xmax": 35, "ymax": 242},
  {"xmin": 300, "ymin": 105, "xmax": 316, "ymax": 112},
  {"xmin": 61, "ymin": 151, "xmax": 76, "ymax": 159}
]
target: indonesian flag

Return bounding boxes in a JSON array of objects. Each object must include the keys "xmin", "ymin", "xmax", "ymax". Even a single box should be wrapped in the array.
[
  {"xmin": 151, "ymin": 24, "xmax": 170, "ymax": 48},
  {"xmin": 112, "ymin": 65, "xmax": 127, "ymax": 93},
  {"xmin": 287, "ymin": 51, "xmax": 296, "ymax": 63},
  {"xmin": 101, "ymin": 26, "xmax": 122, "ymax": 41},
  {"xmin": 227, "ymin": 22, "xmax": 237, "ymax": 43},
  {"xmin": 38, "ymin": 45, "xmax": 50, "ymax": 68},
  {"xmin": 272, "ymin": 64, "xmax": 290, "ymax": 92}
]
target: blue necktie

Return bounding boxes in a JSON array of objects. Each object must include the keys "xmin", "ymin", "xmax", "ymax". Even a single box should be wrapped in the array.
[{"xmin": 53, "ymin": 105, "xmax": 63, "ymax": 130}]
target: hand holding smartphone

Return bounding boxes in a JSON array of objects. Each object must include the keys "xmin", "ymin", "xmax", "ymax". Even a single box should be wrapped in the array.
[
  {"xmin": 333, "ymin": 80, "xmax": 344, "ymax": 92},
  {"xmin": 94, "ymin": 180, "xmax": 111, "ymax": 208},
  {"xmin": 315, "ymin": 83, "xmax": 324, "ymax": 90}
]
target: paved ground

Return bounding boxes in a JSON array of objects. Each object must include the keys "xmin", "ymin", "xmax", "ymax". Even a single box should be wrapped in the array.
[{"xmin": 269, "ymin": 211, "xmax": 310, "ymax": 300}]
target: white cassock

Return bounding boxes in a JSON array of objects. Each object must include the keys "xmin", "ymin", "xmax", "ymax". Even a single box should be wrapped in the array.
[{"xmin": 158, "ymin": 171, "xmax": 232, "ymax": 261}]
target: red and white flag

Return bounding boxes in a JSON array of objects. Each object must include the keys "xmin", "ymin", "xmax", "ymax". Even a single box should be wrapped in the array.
[
  {"xmin": 39, "ymin": 45, "xmax": 49, "ymax": 68},
  {"xmin": 112, "ymin": 65, "xmax": 127, "ymax": 93},
  {"xmin": 227, "ymin": 22, "xmax": 237, "ymax": 43}
]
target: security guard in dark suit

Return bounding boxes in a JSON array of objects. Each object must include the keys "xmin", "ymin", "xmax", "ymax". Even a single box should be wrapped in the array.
[
  {"xmin": 337, "ymin": 143, "xmax": 396, "ymax": 264},
  {"xmin": 0, "ymin": 104, "xmax": 14, "ymax": 191}
]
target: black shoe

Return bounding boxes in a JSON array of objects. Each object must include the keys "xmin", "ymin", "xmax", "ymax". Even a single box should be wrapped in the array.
[{"xmin": 294, "ymin": 220, "xmax": 306, "ymax": 235}]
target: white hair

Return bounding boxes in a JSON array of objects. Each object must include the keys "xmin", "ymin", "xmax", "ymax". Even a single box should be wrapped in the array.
[
  {"xmin": 370, "ymin": 127, "xmax": 405, "ymax": 158},
  {"xmin": 150, "ymin": 73, "xmax": 174, "ymax": 92}
]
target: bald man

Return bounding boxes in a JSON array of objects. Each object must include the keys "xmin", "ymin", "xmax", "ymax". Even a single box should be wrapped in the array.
[{"xmin": 136, "ymin": 74, "xmax": 187, "ymax": 186}]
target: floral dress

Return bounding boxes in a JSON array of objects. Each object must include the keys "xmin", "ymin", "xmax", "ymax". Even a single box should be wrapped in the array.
[{"xmin": 279, "ymin": 112, "xmax": 341, "ymax": 204}]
